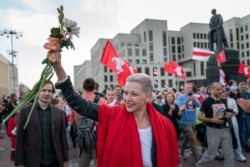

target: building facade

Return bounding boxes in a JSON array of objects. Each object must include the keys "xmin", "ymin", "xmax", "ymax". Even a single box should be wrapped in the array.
[
  {"xmin": 0, "ymin": 53, "xmax": 19, "ymax": 96},
  {"xmin": 73, "ymin": 60, "xmax": 92, "ymax": 93}
]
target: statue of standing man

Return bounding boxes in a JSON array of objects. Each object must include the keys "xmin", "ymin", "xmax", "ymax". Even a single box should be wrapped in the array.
[{"xmin": 208, "ymin": 9, "xmax": 228, "ymax": 51}]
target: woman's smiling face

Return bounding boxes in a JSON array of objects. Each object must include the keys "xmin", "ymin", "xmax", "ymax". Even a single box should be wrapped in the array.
[{"xmin": 123, "ymin": 82, "xmax": 150, "ymax": 113}]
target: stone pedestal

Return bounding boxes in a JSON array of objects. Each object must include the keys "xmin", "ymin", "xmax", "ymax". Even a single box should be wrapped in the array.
[{"xmin": 206, "ymin": 49, "xmax": 246, "ymax": 85}]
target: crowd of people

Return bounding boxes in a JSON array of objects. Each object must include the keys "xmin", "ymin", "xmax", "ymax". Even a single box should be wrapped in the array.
[{"xmin": 1, "ymin": 51, "xmax": 250, "ymax": 167}]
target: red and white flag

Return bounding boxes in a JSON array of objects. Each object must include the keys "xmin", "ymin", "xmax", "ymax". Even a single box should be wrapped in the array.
[
  {"xmin": 238, "ymin": 63, "xmax": 246, "ymax": 74},
  {"xmin": 164, "ymin": 60, "xmax": 186, "ymax": 80},
  {"xmin": 216, "ymin": 50, "xmax": 227, "ymax": 63},
  {"xmin": 101, "ymin": 40, "xmax": 137, "ymax": 86},
  {"xmin": 238, "ymin": 63, "xmax": 250, "ymax": 78},
  {"xmin": 218, "ymin": 63, "xmax": 226, "ymax": 85},
  {"xmin": 192, "ymin": 48, "xmax": 215, "ymax": 61}
]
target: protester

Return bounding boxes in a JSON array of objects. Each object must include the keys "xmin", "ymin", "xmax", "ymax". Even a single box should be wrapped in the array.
[
  {"xmin": 195, "ymin": 86, "xmax": 208, "ymax": 153},
  {"xmin": 51, "ymin": 97, "xmax": 69, "ymax": 137},
  {"xmin": 15, "ymin": 80, "xmax": 69, "ymax": 167},
  {"xmin": 0, "ymin": 97, "xmax": 6, "ymax": 129},
  {"xmin": 150, "ymin": 92, "xmax": 163, "ymax": 113},
  {"xmin": 1, "ymin": 95, "xmax": 9, "ymax": 128},
  {"xmin": 6, "ymin": 112, "xmax": 18, "ymax": 161},
  {"xmin": 230, "ymin": 82, "xmax": 250, "ymax": 152},
  {"xmin": 221, "ymin": 91, "xmax": 246, "ymax": 162},
  {"xmin": 161, "ymin": 91, "xmax": 182, "ymax": 140},
  {"xmin": 114, "ymin": 84, "xmax": 123, "ymax": 102},
  {"xmin": 76, "ymin": 77, "xmax": 106, "ymax": 167},
  {"xmin": 177, "ymin": 82, "xmax": 201, "ymax": 161},
  {"xmin": 53, "ymin": 50, "xmax": 179, "ymax": 167},
  {"xmin": 196, "ymin": 82, "xmax": 234, "ymax": 167},
  {"xmin": 105, "ymin": 88, "xmax": 119, "ymax": 106},
  {"xmin": 237, "ymin": 98, "xmax": 250, "ymax": 113},
  {"xmin": 5, "ymin": 93, "xmax": 17, "ymax": 130},
  {"xmin": 94, "ymin": 82, "xmax": 104, "ymax": 98}
]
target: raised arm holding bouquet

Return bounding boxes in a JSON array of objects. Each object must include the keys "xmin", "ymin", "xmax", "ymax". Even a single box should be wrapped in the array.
[{"xmin": 3, "ymin": 5, "xmax": 80, "ymax": 128}]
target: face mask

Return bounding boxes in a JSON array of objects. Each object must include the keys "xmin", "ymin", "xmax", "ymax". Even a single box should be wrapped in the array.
[{"xmin": 230, "ymin": 85, "xmax": 237, "ymax": 91}]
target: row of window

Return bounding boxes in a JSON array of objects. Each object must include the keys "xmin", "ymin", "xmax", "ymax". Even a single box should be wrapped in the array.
[
  {"xmin": 193, "ymin": 33, "xmax": 208, "ymax": 39},
  {"xmin": 127, "ymin": 48, "xmax": 147, "ymax": 57},
  {"xmin": 193, "ymin": 42, "xmax": 209, "ymax": 49},
  {"xmin": 171, "ymin": 37, "xmax": 182, "ymax": 45}
]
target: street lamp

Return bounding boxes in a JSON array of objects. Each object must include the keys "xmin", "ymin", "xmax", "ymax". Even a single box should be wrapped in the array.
[{"xmin": 0, "ymin": 29, "xmax": 23, "ymax": 94}]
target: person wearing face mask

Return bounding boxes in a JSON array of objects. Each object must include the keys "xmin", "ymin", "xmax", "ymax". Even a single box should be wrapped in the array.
[{"xmin": 230, "ymin": 85, "xmax": 238, "ymax": 93}]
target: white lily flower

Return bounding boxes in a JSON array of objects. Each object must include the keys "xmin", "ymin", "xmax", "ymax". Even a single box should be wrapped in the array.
[{"xmin": 63, "ymin": 18, "xmax": 80, "ymax": 38}]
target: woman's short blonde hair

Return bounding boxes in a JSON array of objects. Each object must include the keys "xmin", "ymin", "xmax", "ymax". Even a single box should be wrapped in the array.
[{"xmin": 126, "ymin": 73, "xmax": 153, "ymax": 95}]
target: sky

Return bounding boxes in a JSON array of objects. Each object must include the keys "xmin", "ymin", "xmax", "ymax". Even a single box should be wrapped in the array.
[{"xmin": 0, "ymin": 0, "xmax": 249, "ymax": 89}]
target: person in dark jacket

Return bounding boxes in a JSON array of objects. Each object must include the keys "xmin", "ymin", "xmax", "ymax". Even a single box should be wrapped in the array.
[
  {"xmin": 161, "ymin": 92, "xmax": 182, "ymax": 139},
  {"xmin": 15, "ymin": 80, "xmax": 69, "ymax": 167}
]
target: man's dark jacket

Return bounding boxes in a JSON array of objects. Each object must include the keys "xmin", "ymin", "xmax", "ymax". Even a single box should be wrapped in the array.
[{"xmin": 15, "ymin": 104, "xmax": 69, "ymax": 167}]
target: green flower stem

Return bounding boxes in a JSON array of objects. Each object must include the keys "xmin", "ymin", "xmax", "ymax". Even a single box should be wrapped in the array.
[
  {"xmin": 23, "ymin": 85, "xmax": 40, "ymax": 129},
  {"xmin": 2, "ymin": 61, "xmax": 54, "ymax": 129}
]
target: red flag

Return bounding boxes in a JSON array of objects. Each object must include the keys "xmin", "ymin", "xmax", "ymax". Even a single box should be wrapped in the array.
[
  {"xmin": 237, "ymin": 63, "xmax": 250, "ymax": 78},
  {"xmin": 100, "ymin": 40, "xmax": 119, "ymax": 73},
  {"xmin": 100, "ymin": 40, "xmax": 137, "ymax": 86},
  {"xmin": 192, "ymin": 48, "xmax": 215, "ymax": 61},
  {"xmin": 238, "ymin": 63, "xmax": 246, "ymax": 74},
  {"xmin": 164, "ymin": 60, "xmax": 186, "ymax": 80},
  {"xmin": 216, "ymin": 50, "xmax": 226, "ymax": 63},
  {"xmin": 117, "ymin": 60, "xmax": 137, "ymax": 86},
  {"xmin": 245, "ymin": 67, "xmax": 250, "ymax": 78}
]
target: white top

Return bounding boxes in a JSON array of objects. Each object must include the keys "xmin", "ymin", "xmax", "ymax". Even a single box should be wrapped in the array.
[
  {"xmin": 108, "ymin": 99, "xmax": 117, "ymax": 106},
  {"xmin": 138, "ymin": 126, "xmax": 153, "ymax": 167},
  {"xmin": 227, "ymin": 97, "xmax": 238, "ymax": 127}
]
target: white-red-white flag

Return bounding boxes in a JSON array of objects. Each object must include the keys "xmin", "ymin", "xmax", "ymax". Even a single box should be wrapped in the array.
[
  {"xmin": 218, "ymin": 63, "xmax": 226, "ymax": 85},
  {"xmin": 192, "ymin": 48, "xmax": 215, "ymax": 61}
]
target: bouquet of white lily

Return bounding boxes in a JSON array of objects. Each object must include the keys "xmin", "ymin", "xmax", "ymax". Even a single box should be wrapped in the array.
[{"xmin": 3, "ymin": 5, "xmax": 80, "ymax": 128}]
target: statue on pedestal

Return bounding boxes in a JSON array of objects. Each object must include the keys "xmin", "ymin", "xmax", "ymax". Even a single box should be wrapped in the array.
[
  {"xmin": 206, "ymin": 9, "xmax": 245, "ymax": 85},
  {"xmin": 208, "ymin": 9, "xmax": 228, "ymax": 52}
]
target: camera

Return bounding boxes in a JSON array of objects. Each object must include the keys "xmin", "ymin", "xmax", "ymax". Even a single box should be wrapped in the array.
[{"xmin": 187, "ymin": 92, "xmax": 193, "ymax": 96}]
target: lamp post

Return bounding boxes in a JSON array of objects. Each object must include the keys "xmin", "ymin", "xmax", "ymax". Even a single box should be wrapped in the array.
[{"xmin": 0, "ymin": 29, "xmax": 23, "ymax": 94}]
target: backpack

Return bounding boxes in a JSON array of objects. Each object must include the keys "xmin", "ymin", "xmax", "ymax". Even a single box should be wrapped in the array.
[{"xmin": 77, "ymin": 95, "xmax": 100, "ymax": 155}]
